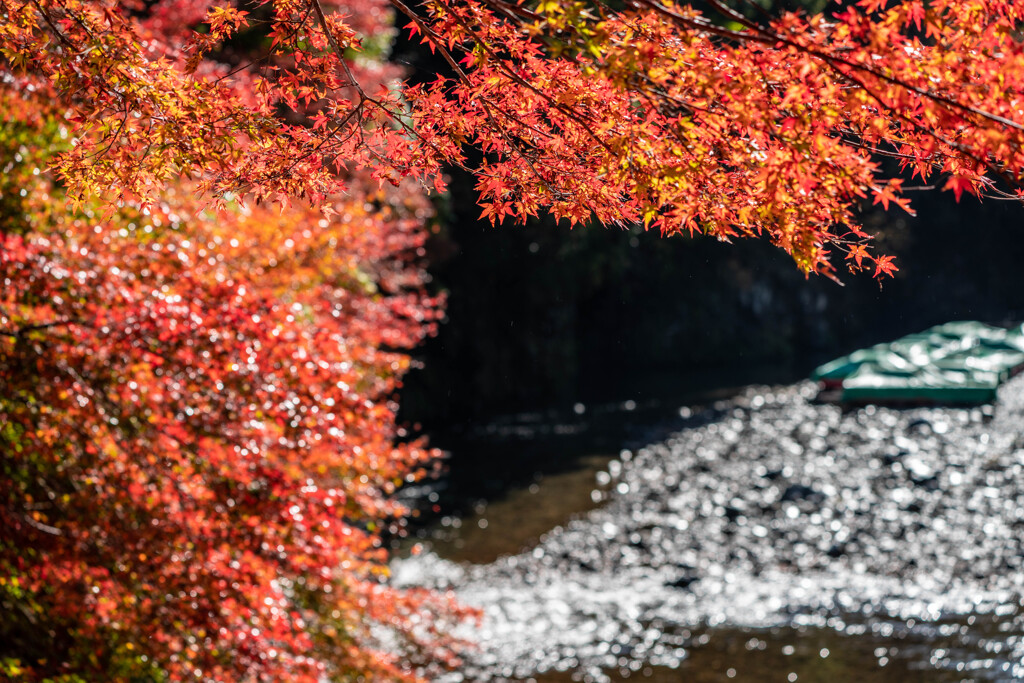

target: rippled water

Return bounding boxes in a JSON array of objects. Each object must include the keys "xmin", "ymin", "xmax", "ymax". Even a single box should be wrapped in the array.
[
  {"xmin": 412, "ymin": 454, "xmax": 616, "ymax": 565},
  {"xmin": 393, "ymin": 376, "xmax": 1024, "ymax": 682},
  {"xmin": 531, "ymin": 615, "xmax": 1024, "ymax": 682}
]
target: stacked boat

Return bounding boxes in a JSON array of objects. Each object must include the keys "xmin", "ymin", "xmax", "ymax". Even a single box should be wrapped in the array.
[{"xmin": 812, "ymin": 321, "xmax": 1024, "ymax": 405}]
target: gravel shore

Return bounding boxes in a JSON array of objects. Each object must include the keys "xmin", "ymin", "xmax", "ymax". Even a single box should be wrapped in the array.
[{"xmin": 393, "ymin": 377, "xmax": 1024, "ymax": 681}]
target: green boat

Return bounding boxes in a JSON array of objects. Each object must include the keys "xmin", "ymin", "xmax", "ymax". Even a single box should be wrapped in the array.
[{"xmin": 812, "ymin": 321, "xmax": 1024, "ymax": 405}]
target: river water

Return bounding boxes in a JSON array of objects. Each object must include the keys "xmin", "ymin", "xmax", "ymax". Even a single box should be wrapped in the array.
[{"xmin": 392, "ymin": 375, "xmax": 1024, "ymax": 682}]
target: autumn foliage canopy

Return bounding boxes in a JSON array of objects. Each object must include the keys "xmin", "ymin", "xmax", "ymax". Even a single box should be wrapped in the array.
[{"xmin": 3, "ymin": 0, "xmax": 1024, "ymax": 680}]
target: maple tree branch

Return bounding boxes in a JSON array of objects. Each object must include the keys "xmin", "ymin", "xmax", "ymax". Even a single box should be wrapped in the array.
[
  {"xmin": 22, "ymin": 514, "xmax": 63, "ymax": 536},
  {"xmin": 628, "ymin": 0, "xmax": 774, "ymax": 46},
  {"xmin": 304, "ymin": 0, "xmax": 481, "ymax": 187},
  {"xmin": 479, "ymin": 0, "xmax": 543, "ymax": 23},
  {"xmin": 811, "ymin": 48, "xmax": 1024, "ymax": 135},
  {"xmin": 211, "ymin": 5, "xmax": 314, "ymax": 84},
  {"xmin": 624, "ymin": 0, "xmax": 1024, "ymax": 204},
  {"xmin": 733, "ymin": 0, "xmax": 777, "ymax": 26},
  {"xmin": 308, "ymin": 0, "xmax": 366, "ymax": 99},
  {"xmin": 431, "ymin": 2, "xmax": 609, "ymax": 133},
  {"xmin": 80, "ymin": 110, "xmax": 131, "ymax": 162},
  {"xmin": 28, "ymin": 0, "xmax": 76, "ymax": 49},
  {"xmin": 0, "ymin": 319, "xmax": 84, "ymax": 339},
  {"xmin": 836, "ymin": 133, "xmax": 932, "ymax": 163},
  {"xmin": 415, "ymin": 0, "xmax": 631, "ymax": 207},
  {"xmin": 286, "ymin": 102, "xmax": 364, "ymax": 174},
  {"xmin": 703, "ymin": 0, "xmax": 764, "ymax": 34},
  {"xmin": 841, "ymin": 66, "xmax": 1013, "ymax": 189},
  {"xmin": 630, "ymin": 0, "xmax": 1024, "ymax": 136},
  {"xmin": 389, "ymin": 0, "xmax": 564, "ymax": 198}
]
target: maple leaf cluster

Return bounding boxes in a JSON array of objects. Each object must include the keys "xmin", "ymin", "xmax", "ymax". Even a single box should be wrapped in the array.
[
  {"xmin": 4, "ymin": 0, "xmax": 1024, "ymax": 279},
  {"xmin": 4, "ymin": 0, "xmax": 1024, "ymax": 679},
  {"xmin": 401, "ymin": 0, "xmax": 1024, "ymax": 278}
]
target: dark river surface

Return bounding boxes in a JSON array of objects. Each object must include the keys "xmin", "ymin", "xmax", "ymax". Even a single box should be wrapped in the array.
[{"xmin": 391, "ymin": 370, "xmax": 1024, "ymax": 682}]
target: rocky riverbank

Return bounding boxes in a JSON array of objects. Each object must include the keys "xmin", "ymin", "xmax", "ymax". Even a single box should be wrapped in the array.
[{"xmin": 393, "ymin": 377, "xmax": 1024, "ymax": 681}]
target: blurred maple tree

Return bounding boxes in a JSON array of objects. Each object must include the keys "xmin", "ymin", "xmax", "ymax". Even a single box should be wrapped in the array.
[
  {"xmin": 0, "ymin": 84, "xmax": 467, "ymax": 680},
  {"xmin": 4, "ymin": 0, "xmax": 1024, "ymax": 680}
]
